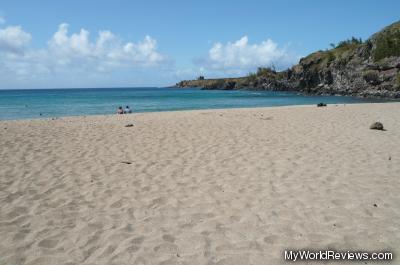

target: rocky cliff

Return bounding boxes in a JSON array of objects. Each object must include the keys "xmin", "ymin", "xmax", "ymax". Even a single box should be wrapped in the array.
[{"xmin": 175, "ymin": 21, "xmax": 400, "ymax": 98}]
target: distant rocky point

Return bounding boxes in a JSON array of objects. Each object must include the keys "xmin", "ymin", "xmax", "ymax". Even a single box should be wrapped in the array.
[{"xmin": 175, "ymin": 21, "xmax": 400, "ymax": 98}]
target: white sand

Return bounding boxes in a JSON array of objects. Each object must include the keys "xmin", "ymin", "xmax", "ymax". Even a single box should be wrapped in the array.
[{"xmin": 0, "ymin": 103, "xmax": 399, "ymax": 265}]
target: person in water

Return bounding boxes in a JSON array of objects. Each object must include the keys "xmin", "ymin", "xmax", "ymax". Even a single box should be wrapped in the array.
[
  {"xmin": 124, "ymin": 106, "xmax": 132, "ymax": 114},
  {"xmin": 117, "ymin": 106, "xmax": 124, "ymax": 114}
]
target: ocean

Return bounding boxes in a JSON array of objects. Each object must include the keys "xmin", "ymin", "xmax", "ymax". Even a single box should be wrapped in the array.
[{"xmin": 0, "ymin": 87, "xmax": 387, "ymax": 120}]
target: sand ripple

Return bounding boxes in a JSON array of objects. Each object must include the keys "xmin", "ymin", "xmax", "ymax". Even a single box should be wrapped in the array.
[{"xmin": 1, "ymin": 103, "xmax": 399, "ymax": 264}]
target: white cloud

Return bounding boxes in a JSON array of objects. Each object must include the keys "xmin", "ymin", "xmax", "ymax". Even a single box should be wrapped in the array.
[
  {"xmin": 0, "ymin": 23, "xmax": 170, "ymax": 87},
  {"xmin": 0, "ymin": 25, "xmax": 31, "ymax": 54},
  {"xmin": 46, "ymin": 23, "xmax": 166, "ymax": 68},
  {"xmin": 49, "ymin": 23, "xmax": 91, "ymax": 56},
  {"xmin": 197, "ymin": 36, "xmax": 297, "ymax": 73}
]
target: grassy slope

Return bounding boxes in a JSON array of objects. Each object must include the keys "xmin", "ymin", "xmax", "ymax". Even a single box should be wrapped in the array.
[{"xmin": 372, "ymin": 21, "xmax": 400, "ymax": 61}]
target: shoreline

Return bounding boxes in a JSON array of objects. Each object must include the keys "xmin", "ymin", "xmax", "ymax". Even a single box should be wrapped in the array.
[{"xmin": 0, "ymin": 101, "xmax": 394, "ymax": 122}]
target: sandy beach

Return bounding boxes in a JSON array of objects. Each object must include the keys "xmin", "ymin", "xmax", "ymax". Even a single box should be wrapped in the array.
[{"xmin": 0, "ymin": 103, "xmax": 399, "ymax": 265}]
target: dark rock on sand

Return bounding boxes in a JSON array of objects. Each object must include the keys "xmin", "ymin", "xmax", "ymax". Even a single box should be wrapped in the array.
[
  {"xmin": 125, "ymin": 124, "xmax": 134, "ymax": 127},
  {"xmin": 370, "ymin": 122, "xmax": 384, "ymax": 130},
  {"xmin": 317, "ymin": 102, "xmax": 327, "ymax": 107}
]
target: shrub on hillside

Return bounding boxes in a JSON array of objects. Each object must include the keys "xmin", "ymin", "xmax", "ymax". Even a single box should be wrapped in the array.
[
  {"xmin": 397, "ymin": 73, "xmax": 400, "ymax": 87},
  {"xmin": 363, "ymin": 70, "xmax": 380, "ymax": 85},
  {"xmin": 256, "ymin": 66, "xmax": 276, "ymax": 76},
  {"xmin": 326, "ymin": 51, "xmax": 336, "ymax": 63},
  {"xmin": 247, "ymin": 72, "xmax": 258, "ymax": 82},
  {"xmin": 373, "ymin": 25, "xmax": 400, "ymax": 61},
  {"xmin": 214, "ymin": 79, "xmax": 226, "ymax": 88},
  {"xmin": 336, "ymin": 37, "xmax": 362, "ymax": 48}
]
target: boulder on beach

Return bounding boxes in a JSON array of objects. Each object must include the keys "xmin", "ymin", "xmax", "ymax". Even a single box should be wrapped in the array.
[{"xmin": 370, "ymin": 122, "xmax": 384, "ymax": 130}]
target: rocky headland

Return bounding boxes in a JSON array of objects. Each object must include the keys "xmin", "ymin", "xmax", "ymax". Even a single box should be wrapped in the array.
[{"xmin": 175, "ymin": 21, "xmax": 400, "ymax": 98}]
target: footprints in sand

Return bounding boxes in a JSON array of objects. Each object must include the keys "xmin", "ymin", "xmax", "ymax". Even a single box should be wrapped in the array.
[
  {"xmin": 6, "ymin": 206, "xmax": 28, "ymax": 219},
  {"xmin": 131, "ymin": 236, "xmax": 145, "ymax": 245},
  {"xmin": 153, "ymin": 243, "xmax": 179, "ymax": 254},
  {"xmin": 98, "ymin": 245, "xmax": 117, "ymax": 259},
  {"xmin": 38, "ymin": 238, "xmax": 59, "ymax": 248},
  {"xmin": 162, "ymin": 234, "xmax": 176, "ymax": 243},
  {"xmin": 263, "ymin": 235, "xmax": 278, "ymax": 245},
  {"xmin": 110, "ymin": 199, "xmax": 123, "ymax": 209},
  {"xmin": 13, "ymin": 228, "xmax": 31, "ymax": 241},
  {"xmin": 1, "ymin": 107, "xmax": 400, "ymax": 264}
]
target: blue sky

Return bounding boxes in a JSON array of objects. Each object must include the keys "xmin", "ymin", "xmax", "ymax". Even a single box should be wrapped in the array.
[{"xmin": 0, "ymin": 0, "xmax": 399, "ymax": 89}]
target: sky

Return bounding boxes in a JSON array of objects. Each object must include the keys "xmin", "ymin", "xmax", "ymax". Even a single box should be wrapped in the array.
[{"xmin": 0, "ymin": 0, "xmax": 399, "ymax": 89}]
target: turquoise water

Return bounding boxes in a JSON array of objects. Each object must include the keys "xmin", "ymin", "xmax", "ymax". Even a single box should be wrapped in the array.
[{"xmin": 0, "ymin": 87, "xmax": 387, "ymax": 120}]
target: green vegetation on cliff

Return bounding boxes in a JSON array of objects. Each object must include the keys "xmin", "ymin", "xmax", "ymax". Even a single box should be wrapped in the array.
[
  {"xmin": 397, "ymin": 73, "xmax": 400, "ymax": 87},
  {"xmin": 247, "ymin": 67, "xmax": 280, "ymax": 80},
  {"xmin": 372, "ymin": 22, "xmax": 400, "ymax": 61},
  {"xmin": 363, "ymin": 70, "xmax": 380, "ymax": 85},
  {"xmin": 299, "ymin": 37, "xmax": 363, "ymax": 72}
]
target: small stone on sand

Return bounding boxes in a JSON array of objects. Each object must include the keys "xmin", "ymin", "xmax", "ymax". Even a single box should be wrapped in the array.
[{"xmin": 370, "ymin": 122, "xmax": 384, "ymax": 130}]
